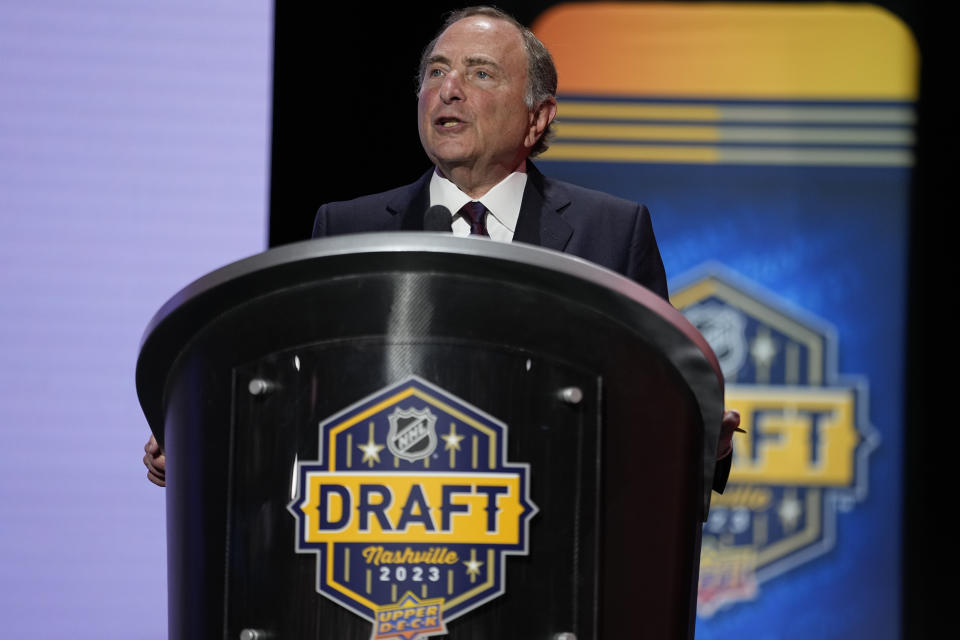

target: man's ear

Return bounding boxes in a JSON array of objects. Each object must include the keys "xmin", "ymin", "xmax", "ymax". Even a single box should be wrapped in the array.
[{"xmin": 525, "ymin": 97, "xmax": 558, "ymax": 148}]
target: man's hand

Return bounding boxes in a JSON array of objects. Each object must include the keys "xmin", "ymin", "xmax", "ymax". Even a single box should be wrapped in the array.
[
  {"xmin": 718, "ymin": 409, "xmax": 743, "ymax": 459},
  {"xmin": 143, "ymin": 434, "xmax": 166, "ymax": 487}
]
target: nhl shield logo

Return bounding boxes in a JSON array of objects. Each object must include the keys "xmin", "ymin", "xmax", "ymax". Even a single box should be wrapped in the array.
[
  {"xmin": 288, "ymin": 376, "xmax": 538, "ymax": 640},
  {"xmin": 387, "ymin": 408, "xmax": 437, "ymax": 462},
  {"xmin": 683, "ymin": 302, "xmax": 748, "ymax": 379}
]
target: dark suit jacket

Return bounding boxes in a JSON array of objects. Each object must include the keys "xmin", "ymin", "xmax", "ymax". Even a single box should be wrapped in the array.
[
  {"xmin": 312, "ymin": 162, "xmax": 669, "ymax": 299},
  {"xmin": 311, "ymin": 163, "xmax": 730, "ymax": 492}
]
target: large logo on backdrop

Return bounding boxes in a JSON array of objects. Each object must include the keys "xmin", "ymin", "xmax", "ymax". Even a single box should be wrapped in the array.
[
  {"xmin": 672, "ymin": 266, "xmax": 878, "ymax": 617},
  {"xmin": 288, "ymin": 376, "xmax": 537, "ymax": 640}
]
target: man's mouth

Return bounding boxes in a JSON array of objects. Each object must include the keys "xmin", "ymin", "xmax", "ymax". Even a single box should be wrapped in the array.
[{"xmin": 436, "ymin": 117, "xmax": 464, "ymax": 128}]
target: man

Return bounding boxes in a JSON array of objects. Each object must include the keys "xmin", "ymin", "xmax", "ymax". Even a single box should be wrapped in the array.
[
  {"xmin": 311, "ymin": 6, "xmax": 669, "ymax": 298},
  {"xmin": 145, "ymin": 5, "xmax": 739, "ymax": 487}
]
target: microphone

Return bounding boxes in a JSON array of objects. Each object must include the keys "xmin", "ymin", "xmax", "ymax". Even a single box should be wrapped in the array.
[{"xmin": 423, "ymin": 205, "xmax": 453, "ymax": 232}]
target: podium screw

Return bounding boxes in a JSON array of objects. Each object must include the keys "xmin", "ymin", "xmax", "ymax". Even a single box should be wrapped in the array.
[
  {"xmin": 239, "ymin": 630, "xmax": 271, "ymax": 640},
  {"xmin": 553, "ymin": 634, "xmax": 577, "ymax": 640},
  {"xmin": 248, "ymin": 378, "xmax": 273, "ymax": 396},
  {"xmin": 558, "ymin": 386, "xmax": 583, "ymax": 405}
]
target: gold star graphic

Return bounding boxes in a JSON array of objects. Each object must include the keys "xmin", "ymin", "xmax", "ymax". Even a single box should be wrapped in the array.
[
  {"xmin": 463, "ymin": 549, "xmax": 484, "ymax": 582},
  {"xmin": 778, "ymin": 490, "xmax": 803, "ymax": 532},
  {"xmin": 357, "ymin": 423, "xmax": 383, "ymax": 467},
  {"xmin": 751, "ymin": 332, "xmax": 777, "ymax": 367},
  {"xmin": 442, "ymin": 424, "xmax": 464, "ymax": 451}
]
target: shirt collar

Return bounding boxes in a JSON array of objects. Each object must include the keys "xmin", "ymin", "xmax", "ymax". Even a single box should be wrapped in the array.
[{"xmin": 428, "ymin": 168, "xmax": 528, "ymax": 234}]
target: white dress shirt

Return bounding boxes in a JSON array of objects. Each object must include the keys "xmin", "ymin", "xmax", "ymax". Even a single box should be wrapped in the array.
[{"xmin": 427, "ymin": 169, "xmax": 528, "ymax": 243}]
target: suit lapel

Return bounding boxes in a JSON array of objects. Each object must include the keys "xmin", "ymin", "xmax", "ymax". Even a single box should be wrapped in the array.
[
  {"xmin": 387, "ymin": 169, "xmax": 433, "ymax": 230},
  {"xmin": 513, "ymin": 162, "xmax": 573, "ymax": 251}
]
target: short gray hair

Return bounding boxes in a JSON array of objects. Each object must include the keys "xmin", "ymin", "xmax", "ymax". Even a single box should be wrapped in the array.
[{"xmin": 417, "ymin": 5, "xmax": 557, "ymax": 156}]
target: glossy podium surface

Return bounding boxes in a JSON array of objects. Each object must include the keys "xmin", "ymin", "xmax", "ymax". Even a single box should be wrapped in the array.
[{"xmin": 136, "ymin": 234, "xmax": 723, "ymax": 639}]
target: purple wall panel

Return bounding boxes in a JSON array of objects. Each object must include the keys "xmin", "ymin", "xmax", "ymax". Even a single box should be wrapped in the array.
[{"xmin": 0, "ymin": 2, "xmax": 273, "ymax": 636}]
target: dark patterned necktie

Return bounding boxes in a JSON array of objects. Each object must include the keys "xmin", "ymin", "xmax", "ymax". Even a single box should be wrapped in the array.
[{"xmin": 458, "ymin": 201, "xmax": 489, "ymax": 237}]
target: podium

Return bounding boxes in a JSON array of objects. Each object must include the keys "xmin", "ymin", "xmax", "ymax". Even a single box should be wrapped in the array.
[{"xmin": 136, "ymin": 234, "xmax": 723, "ymax": 640}]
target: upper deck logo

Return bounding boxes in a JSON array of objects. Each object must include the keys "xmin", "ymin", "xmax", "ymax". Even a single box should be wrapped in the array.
[
  {"xmin": 288, "ymin": 376, "xmax": 538, "ymax": 640},
  {"xmin": 672, "ymin": 265, "xmax": 878, "ymax": 617}
]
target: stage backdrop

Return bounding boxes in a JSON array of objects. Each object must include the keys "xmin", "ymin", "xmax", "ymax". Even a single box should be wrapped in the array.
[{"xmin": 534, "ymin": 3, "xmax": 916, "ymax": 638}]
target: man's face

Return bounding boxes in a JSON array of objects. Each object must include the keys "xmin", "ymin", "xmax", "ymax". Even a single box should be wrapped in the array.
[{"xmin": 417, "ymin": 16, "xmax": 537, "ymax": 182}]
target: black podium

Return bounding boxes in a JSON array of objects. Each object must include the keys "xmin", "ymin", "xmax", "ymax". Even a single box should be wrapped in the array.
[{"xmin": 136, "ymin": 234, "xmax": 723, "ymax": 640}]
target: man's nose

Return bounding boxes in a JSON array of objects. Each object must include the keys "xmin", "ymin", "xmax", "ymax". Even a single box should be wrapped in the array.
[{"xmin": 439, "ymin": 71, "xmax": 465, "ymax": 103}]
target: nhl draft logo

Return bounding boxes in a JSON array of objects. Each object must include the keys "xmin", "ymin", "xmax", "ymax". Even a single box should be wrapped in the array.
[
  {"xmin": 288, "ymin": 376, "xmax": 538, "ymax": 640},
  {"xmin": 672, "ymin": 265, "xmax": 878, "ymax": 617}
]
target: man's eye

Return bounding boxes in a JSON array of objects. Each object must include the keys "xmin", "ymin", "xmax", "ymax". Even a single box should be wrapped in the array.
[
  {"xmin": 476, "ymin": 70, "xmax": 490, "ymax": 79},
  {"xmin": 429, "ymin": 68, "xmax": 444, "ymax": 78}
]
